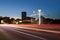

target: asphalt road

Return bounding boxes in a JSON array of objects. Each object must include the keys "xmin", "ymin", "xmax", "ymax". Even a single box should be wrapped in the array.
[{"xmin": 0, "ymin": 26, "xmax": 60, "ymax": 40}]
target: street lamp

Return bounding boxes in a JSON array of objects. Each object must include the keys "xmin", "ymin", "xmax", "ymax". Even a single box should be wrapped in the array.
[{"xmin": 38, "ymin": 9, "xmax": 42, "ymax": 25}]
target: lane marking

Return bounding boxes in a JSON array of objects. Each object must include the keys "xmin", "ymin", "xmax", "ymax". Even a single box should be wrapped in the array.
[
  {"xmin": 0, "ymin": 26, "xmax": 47, "ymax": 40},
  {"xmin": 0, "ymin": 24, "xmax": 60, "ymax": 34},
  {"xmin": 10, "ymin": 28, "xmax": 47, "ymax": 40},
  {"xmin": 16, "ymin": 26, "xmax": 60, "ymax": 34}
]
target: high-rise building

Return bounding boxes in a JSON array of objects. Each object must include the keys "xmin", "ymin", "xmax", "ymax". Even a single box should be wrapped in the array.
[
  {"xmin": 21, "ymin": 11, "xmax": 36, "ymax": 23},
  {"xmin": 21, "ymin": 12, "xmax": 27, "ymax": 20}
]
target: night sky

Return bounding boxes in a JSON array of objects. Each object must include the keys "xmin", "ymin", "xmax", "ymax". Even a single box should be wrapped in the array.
[{"xmin": 0, "ymin": 0, "xmax": 60, "ymax": 19}]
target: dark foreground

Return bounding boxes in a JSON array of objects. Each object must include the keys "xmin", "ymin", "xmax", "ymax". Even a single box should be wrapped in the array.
[{"xmin": 0, "ymin": 26, "xmax": 60, "ymax": 40}]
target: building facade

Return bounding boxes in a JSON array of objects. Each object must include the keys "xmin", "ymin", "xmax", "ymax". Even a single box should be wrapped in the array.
[{"xmin": 21, "ymin": 12, "xmax": 27, "ymax": 20}]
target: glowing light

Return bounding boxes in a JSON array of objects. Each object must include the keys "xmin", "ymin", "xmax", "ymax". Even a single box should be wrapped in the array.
[{"xmin": 38, "ymin": 9, "xmax": 42, "ymax": 13}]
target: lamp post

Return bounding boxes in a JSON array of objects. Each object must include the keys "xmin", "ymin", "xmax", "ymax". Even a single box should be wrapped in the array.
[{"xmin": 38, "ymin": 9, "xmax": 42, "ymax": 25}]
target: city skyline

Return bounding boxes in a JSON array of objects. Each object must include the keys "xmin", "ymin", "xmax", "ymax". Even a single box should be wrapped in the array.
[{"xmin": 0, "ymin": 0, "xmax": 60, "ymax": 19}]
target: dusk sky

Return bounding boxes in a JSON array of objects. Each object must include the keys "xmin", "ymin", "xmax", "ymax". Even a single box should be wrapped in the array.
[{"xmin": 0, "ymin": 0, "xmax": 60, "ymax": 19}]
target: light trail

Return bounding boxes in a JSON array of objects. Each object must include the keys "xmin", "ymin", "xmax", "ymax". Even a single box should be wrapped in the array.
[
  {"xmin": 0, "ymin": 24, "xmax": 60, "ymax": 34},
  {"xmin": 0, "ymin": 25, "xmax": 47, "ymax": 40},
  {"xmin": 6, "ymin": 27, "xmax": 47, "ymax": 40},
  {"xmin": 0, "ymin": 24, "xmax": 60, "ymax": 40}
]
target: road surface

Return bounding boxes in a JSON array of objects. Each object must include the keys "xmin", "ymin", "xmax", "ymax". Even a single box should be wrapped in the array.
[{"xmin": 0, "ymin": 26, "xmax": 60, "ymax": 40}]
